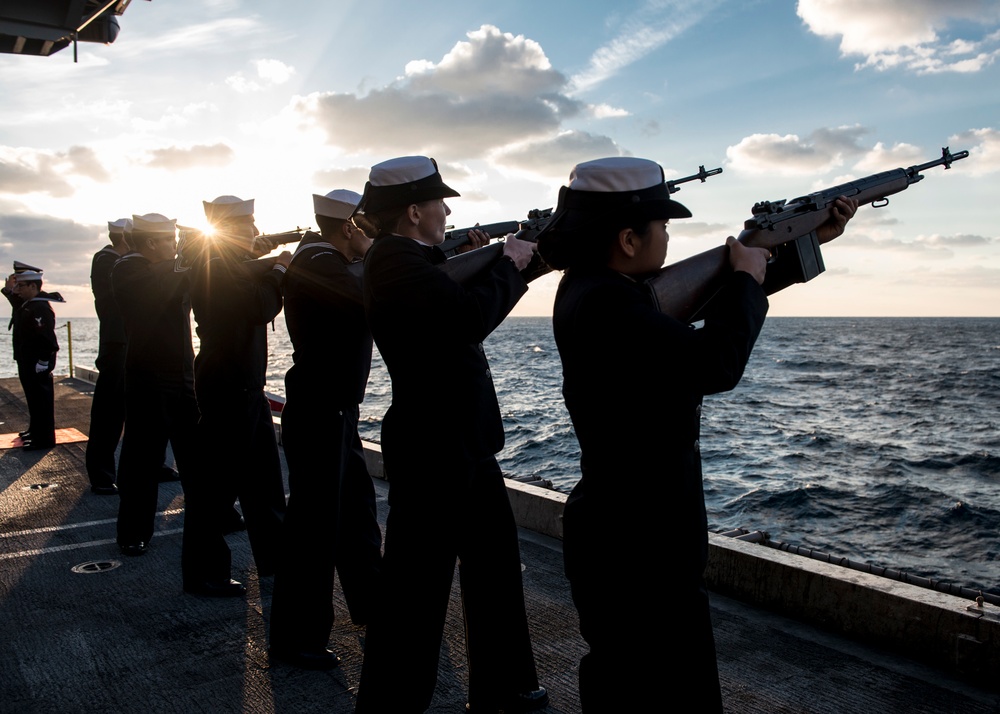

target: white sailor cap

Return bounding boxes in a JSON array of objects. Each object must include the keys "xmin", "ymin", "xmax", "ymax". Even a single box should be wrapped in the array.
[
  {"xmin": 203, "ymin": 195, "xmax": 255, "ymax": 223},
  {"xmin": 12, "ymin": 260, "xmax": 42, "ymax": 274},
  {"xmin": 13, "ymin": 270, "xmax": 43, "ymax": 282},
  {"xmin": 108, "ymin": 218, "xmax": 132, "ymax": 234},
  {"xmin": 313, "ymin": 189, "xmax": 362, "ymax": 220},
  {"xmin": 355, "ymin": 156, "xmax": 459, "ymax": 215},
  {"xmin": 131, "ymin": 213, "xmax": 178, "ymax": 234}
]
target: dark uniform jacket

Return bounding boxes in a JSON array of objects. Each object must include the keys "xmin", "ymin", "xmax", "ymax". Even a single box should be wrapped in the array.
[
  {"xmin": 91, "ymin": 246, "xmax": 126, "ymax": 348},
  {"xmin": 111, "ymin": 252, "xmax": 195, "ymax": 385},
  {"xmin": 190, "ymin": 245, "xmax": 284, "ymax": 397},
  {"xmin": 363, "ymin": 234, "xmax": 527, "ymax": 461},
  {"xmin": 553, "ymin": 266, "xmax": 768, "ymax": 575},
  {"xmin": 11, "ymin": 296, "xmax": 58, "ymax": 368},
  {"xmin": 283, "ymin": 235, "xmax": 371, "ymax": 405}
]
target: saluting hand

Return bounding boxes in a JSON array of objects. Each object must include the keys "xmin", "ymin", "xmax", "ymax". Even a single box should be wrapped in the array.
[
  {"xmin": 727, "ymin": 236, "xmax": 769, "ymax": 285},
  {"xmin": 816, "ymin": 196, "xmax": 860, "ymax": 245}
]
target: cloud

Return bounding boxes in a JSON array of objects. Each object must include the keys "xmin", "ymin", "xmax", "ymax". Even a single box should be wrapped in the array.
[
  {"xmin": 311, "ymin": 166, "xmax": 373, "ymax": 194},
  {"xmin": 726, "ymin": 126, "xmax": 869, "ymax": 175},
  {"xmin": 491, "ymin": 130, "xmax": 630, "ymax": 179},
  {"xmin": 568, "ymin": 0, "xmax": 725, "ymax": 94},
  {"xmin": 226, "ymin": 58, "xmax": 296, "ymax": 93},
  {"xmin": 0, "ymin": 209, "xmax": 102, "ymax": 287},
  {"xmin": 0, "ymin": 146, "xmax": 111, "ymax": 198},
  {"xmin": 120, "ymin": 17, "xmax": 279, "ymax": 56},
  {"xmin": 853, "ymin": 142, "xmax": 926, "ymax": 172},
  {"xmin": 797, "ymin": 0, "xmax": 1000, "ymax": 74},
  {"xmin": 297, "ymin": 25, "xmax": 588, "ymax": 159},
  {"xmin": 950, "ymin": 127, "xmax": 1000, "ymax": 174},
  {"xmin": 142, "ymin": 143, "xmax": 236, "ymax": 170}
]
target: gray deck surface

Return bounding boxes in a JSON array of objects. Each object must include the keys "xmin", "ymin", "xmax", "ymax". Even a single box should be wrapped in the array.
[{"xmin": 1, "ymin": 377, "xmax": 998, "ymax": 713}]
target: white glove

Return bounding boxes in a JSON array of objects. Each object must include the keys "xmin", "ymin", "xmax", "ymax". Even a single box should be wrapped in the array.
[{"xmin": 35, "ymin": 361, "xmax": 48, "ymax": 374}]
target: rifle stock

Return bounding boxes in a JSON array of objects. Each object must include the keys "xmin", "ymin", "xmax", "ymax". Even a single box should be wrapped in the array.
[{"xmin": 644, "ymin": 147, "xmax": 969, "ymax": 322}]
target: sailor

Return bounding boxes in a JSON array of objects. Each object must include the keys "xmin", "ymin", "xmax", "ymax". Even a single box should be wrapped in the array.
[
  {"xmin": 110, "ymin": 213, "xmax": 234, "ymax": 594},
  {"xmin": 86, "ymin": 219, "xmax": 181, "ymax": 496},
  {"xmin": 353, "ymin": 156, "xmax": 547, "ymax": 714},
  {"xmin": 534, "ymin": 156, "xmax": 858, "ymax": 712},
  {"xmin": 268, "ymin": 189, "xmax": 384, "ymax": 670},
  {"xmin": 6, "ymin": 267, "xmax": 62, "ymax": 450},
  {"xmin": 189, "ymin": 195, "xmax": 290, "ymax": 583}
]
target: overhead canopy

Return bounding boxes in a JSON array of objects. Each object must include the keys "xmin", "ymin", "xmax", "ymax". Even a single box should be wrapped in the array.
[{"xmin": 0, "ymin": 0, "xmax": 140, "ymax": 58}]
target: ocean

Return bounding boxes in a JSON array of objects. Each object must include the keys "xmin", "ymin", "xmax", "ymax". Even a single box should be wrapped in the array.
[{"xmin": 7, "ymin": 315, "xmax": 998, "ymax": 595}]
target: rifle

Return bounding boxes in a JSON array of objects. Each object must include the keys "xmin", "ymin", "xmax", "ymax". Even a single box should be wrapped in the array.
[
  {"xmin": 254, "ymin": 226, "xmax": 310, "ymax": 248},
  {"xmin": 440, "ymin": 165, "xmax": 724, "ymax": 285},
  {"xmin": 646, "ymin": 147, "xmax": 969, "ymax": 322},
  {"xmin": 175, "ymin": 226, "xmax": 309, "ymax": 272}
]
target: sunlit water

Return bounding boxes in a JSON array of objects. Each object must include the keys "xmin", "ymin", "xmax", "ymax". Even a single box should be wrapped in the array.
[{"xmin": 13, "ymin": 315, "xmax": 998, "ymax": 594}]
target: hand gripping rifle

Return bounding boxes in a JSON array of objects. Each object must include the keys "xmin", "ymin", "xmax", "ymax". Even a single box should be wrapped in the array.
[
  {"xmin": 439, "ymin": 165, "xmax": 724, "ymax": 286},
  {"xmin": 646, "ymin": 147, "xmax": 969, "ymax": 322}
]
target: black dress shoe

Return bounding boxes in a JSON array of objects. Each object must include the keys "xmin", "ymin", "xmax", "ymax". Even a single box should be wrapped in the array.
[
  {"xmin": 466, "ymin": 687, "xmax": 549, "ymax": 713},
  {"xmin": 22, "ymin": 439, "xmax": 55, "ymax": 451},
  {"xmin": 184, "ymin": 579, "xmax": 246, "ymax": 598},
  {"xmin": 268, "ymin": 646, "xmax": 341, "ymax": 670},
  {"xmin": 91, "ymin": 484, "xmax": 119, "ymax": 496},
  {"xmin": 119, "ymin": 542, "xmax": 148, "ymax": 556}
]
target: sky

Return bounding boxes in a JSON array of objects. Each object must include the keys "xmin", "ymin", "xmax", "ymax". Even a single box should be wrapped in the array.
[{"xmin": 1, "ymin": 0, "xmax": 998, "ymax": 318}]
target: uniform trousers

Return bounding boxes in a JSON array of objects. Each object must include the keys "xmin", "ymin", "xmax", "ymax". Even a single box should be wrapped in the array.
[
  {"xmin": 269, "ymin": 393, "xmax": 382, "ymax": 651},
  {"xmin": 197, "ymin": 388, "xmax": 286, "ymax": 575},
  {"xmin": 17, "ymin": 358, "xmax": 55, "ymax": 443},
  {"xmin": 355, "ymin": 448, "xmax": 539, "ymax": 713},
  {"xmin": 85, "ymin": 343, "xmax": 126, "ymax": 487},
  {"xmin": 116, "ymin": 374, "xmax": 227, "ymax": 585},
  {"xmin": 563, "ymin": 485, "xmax": 723, "ymax": 713}
]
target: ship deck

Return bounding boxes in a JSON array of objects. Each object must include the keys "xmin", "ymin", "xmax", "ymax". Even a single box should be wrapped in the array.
[{"xmin": 1, "ymin": 376, "xmax": 997, "ymax": 713}]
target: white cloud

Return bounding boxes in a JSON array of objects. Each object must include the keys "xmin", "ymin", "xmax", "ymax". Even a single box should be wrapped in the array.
[
  {"xmin": 295, "ymin": 25, "xmax": 597, "ymax": 160},
  {"xmin": 142, "ymin": 143, "xmax": 235, "ymax": 170},
  {"xmin": 726, "ymin": 126, "xmax": 869, "ymax": 175},
  {"xmin": 227, "ymin": 58, "xmax": 296, "ymax": 93},
  {"xmin": 950, "ymin": 127, "xmax": 1000, "ymax": 174},
  {"xmin": 853, "ymin": 142, "xmax": 925, "ymax": 172},
  {"xmin": 797, "ymin": 0, "xmax": 1000, "ymax": 74}
]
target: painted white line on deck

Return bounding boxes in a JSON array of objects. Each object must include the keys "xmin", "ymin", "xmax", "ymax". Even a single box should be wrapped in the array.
[
  {"xmin": 0, "ymin": 508, "xmax": 184, "ymax": 539},
  {"xmin": 0, "ymin": 527, "xmax": 184, "ymax": 560}
]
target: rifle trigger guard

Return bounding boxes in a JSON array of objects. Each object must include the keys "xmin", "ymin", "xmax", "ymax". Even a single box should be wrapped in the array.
[{"xmin": 872, "ymin": 197, "xmax": 889, "ymax": 208}]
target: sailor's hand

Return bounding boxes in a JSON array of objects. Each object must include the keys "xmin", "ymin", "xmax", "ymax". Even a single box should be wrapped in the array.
[
  {"xmin": 5, "ymin": 274, "xmax": 15, "ymax": 291},
  {"xmin": 252, "ymin": 236, "xmax": 276, "ymax": 257},
  {"xmin": 274, "ymin": 251, "xmax": 292, "ymax": 269},
  {"xmin": 816, "ymin": 196, "xmax": 859, "ymax": 245},
  {"xmin": 502, "ymin": 234, "xmax": 537, "ymax": 271},
  {"xmin": 727, "ymin": 236, "xmax": 768, "ymax": 285},
  {"xmin": 456, "ymin": 227, "xmax": 489, "ymax": 254},
  {"xmin": 35, "ymin": 360, "xmax": 49, "ymax": 374}
]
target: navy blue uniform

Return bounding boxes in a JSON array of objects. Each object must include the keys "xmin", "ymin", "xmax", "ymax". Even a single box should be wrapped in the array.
[
  {"xmin": 355, "ymin": 234, "xmax": 540, "ymax": 713},
  {"xmin": 553, "ymin": 266, "xmax": 768, "ymax": 712},
  {"xmin": 269, "ymin": 235, "xmax": 383, "ymax": 653}
]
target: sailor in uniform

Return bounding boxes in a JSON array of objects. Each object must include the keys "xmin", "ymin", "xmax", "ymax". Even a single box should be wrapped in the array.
[
  {"xmin": 268, "ymin": 189, "xmax": 383, "ymax": 670},
  {"xmin": 353, "ymin": 156, "xmax": 547, "ymax": 714},
  {"xmin": 534, "ymin": 157, "xmax": 856, "ymax": 712},
  {"xmin": 110, "ymin": 213, "xmax": 237, "ymax": 595},
  {"xmin": 189, "ymin": 195, "xmax": 290, "ymax": 581},
  {"xmin": 85, "ymin": 219, "xmax": 130, "ymax": 493},
  {"xmin": 87, "ymin": 218, "xmax": 180, "ymax": 495},
  {"xmin": 6, "ymin": 267, "xmax": 62, "ymax": 450}
]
